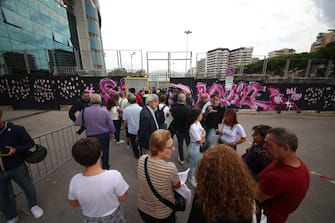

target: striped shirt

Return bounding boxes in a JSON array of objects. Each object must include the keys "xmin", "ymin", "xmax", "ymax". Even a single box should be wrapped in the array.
[{"xmin": 137, "ymin": 155, "xmax": 179, "ymax": 219}]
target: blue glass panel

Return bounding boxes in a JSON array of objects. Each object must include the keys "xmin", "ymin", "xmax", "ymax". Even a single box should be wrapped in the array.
[
  {"xmin": 10, "ymin": 39, "xmax": 26, "ymax": 51},
  {"xmin": 2, "ymin": 8, "xmax": 23, "ymax": 27},
  {"xmin": 0, "ymin": 36, "xmax": 12, "ymax": 51},
  {"xmin": 0, "ymin": 23, "xmax": 8, "ymax": 37},
  {"xmin": 22, "ymin": 30, "xmax": 36, "ymax": 43},
  {"xmin": 85, "ymin": 2, "xmax": 98, "ymax": 18},
  {"xmin": 7, "ymin": 25, "xmax": 24, "ymax": 42},
  {"xmin": 25, "ymin": 44, "xmax": 37, "ymax": 50},
  {"xmin": 1, "ymin": 0, "xmax": 17, "ymax": 11},
  {"xmin": 29, "ymin": 7, "xmax": 40, "ymax": 23},
  {"xmin": 15, "ymin": 2, "xmax": 29, "ymax": 17}
]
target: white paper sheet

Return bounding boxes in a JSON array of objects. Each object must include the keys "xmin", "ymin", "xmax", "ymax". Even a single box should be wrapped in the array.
[{"xmin": 174, "ymin": 168, "xmax": 192, "ymax": 205}]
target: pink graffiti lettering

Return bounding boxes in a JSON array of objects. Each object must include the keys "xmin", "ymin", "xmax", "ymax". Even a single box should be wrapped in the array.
[
  {"xmin": 286, "ymin": 88, "xmax": 302, "ymax": 101},
  {"xmin": 194, "ymin": 82, "xmax": 300, "ymax": 111},
  {"xmin": 99, "ymin": 78, "xmax": 125, "ymax": 103},
  {"xmin": 169, "ymin": 83, "xmax": 191, "ymax": 94}
]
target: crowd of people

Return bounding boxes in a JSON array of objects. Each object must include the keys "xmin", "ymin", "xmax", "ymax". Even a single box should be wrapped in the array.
[{"xmin": 0, "ymin": 86, "xmax": 310, "ymax": 223}]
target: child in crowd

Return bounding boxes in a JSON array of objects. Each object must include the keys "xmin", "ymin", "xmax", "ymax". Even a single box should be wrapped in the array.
[{"xmin": 68, "ymin": 138, "xmax": 129, "ymax": 223}]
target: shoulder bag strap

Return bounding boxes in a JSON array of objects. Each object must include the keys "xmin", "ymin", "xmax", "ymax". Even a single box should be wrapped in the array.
[
  {"xmin": 81, "ymin": 108, "xmax": 85, "ymax": 125},
  {"xmin": 144, "ymin": 157, "xmax": 175, "ymax": 210}
]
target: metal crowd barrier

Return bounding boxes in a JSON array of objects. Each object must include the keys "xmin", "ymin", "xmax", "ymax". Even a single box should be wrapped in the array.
[
  {"xmin": 13, "ymin": 124, "xmax": 83, "ymax": 197},
  {"xmin": 28, "ymin": 124, "xmax": 83, "ymax": 183}
]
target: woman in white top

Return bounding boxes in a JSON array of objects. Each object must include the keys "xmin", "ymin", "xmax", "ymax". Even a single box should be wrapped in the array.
[
  {"xmin": 107, "ymin": 96, "xmax": 124, "ymax": 144},
  {"xmin": 218, "ymin": 108, "xmax": 246, "ymax": 150},
  {"xmin": 186, "ymin": 108, "xmax": 206, "ymax": 187}
]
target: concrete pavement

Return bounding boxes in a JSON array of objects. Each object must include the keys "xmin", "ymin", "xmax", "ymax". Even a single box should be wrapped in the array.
[{"xmin": 0, "ymin": 110, "xmax": 334, "ymax": 223}]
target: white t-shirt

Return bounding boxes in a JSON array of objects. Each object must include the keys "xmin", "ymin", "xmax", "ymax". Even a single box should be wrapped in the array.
[
  {"xmin": 68, "ymin": 170, "xmax": 129, "ymax": 218},
  {"xmin": 219, "ymin": 123, "xmax": 246, "ymax": 144},
  {"xmin": 122, "ymin": 104, "xmax": 142, "ymax": 135},
  {"xmin": 189, "ymin": 121, "xmax": 204, "ymax": 143},
  {"xmin": 158, "ymin": 103, "xmax": 170, "ymax": 123},
  {"xmin": 109, "ymin": 106, "xmax": 120, "ymax": 120},
  {"xmin": 118, "ymin": 98, "xmax": 129, "ymax": 110}
]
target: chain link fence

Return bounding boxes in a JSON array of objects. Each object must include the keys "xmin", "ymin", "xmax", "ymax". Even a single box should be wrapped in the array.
[{"xmin": 1, "ymin": 49, "xmax": 334, "ymax": 84}]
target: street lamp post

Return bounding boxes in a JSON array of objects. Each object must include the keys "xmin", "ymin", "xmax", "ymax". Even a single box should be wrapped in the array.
[
  {"xmin": 130, "ymin": 52, "xmax": 136, "ymax": 72},
  {"xmin": 184, "ymin": 30, "xmax": 192, "ymax": 76}
]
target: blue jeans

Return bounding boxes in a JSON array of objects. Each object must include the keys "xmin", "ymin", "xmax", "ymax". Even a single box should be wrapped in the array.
[
  {"xmin": 113, "ymin": 120, "xmax": 122, "ymax": 142},
  {"xmin": 0, "ymin": 163, "xmax": 38, "ymax": 220},
  {"xmin": 90, "ymin": 133, "xmax": 110, "ymax": 169},
  {"xmin": 188, "ymin": 142, "xmax": 201, "ymax": 178},
  {"xmin": 84, "ymin": 206, "xmax": 126, "ymax": 223},
  {"xmin": 175, "ymin": 130, "xmax": 185, "ymax": 161},
  {"xmin": 206, "ymin": 128, "xmax": 217, "ymax": 147}
]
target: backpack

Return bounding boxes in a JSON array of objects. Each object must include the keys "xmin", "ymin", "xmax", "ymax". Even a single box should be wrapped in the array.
[{"xmin": 155, "ymin": 105, "xmax": 166, "ymax": 128}]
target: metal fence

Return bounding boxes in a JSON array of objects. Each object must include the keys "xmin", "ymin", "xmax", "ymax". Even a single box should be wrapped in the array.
[{"xmin": 13, "ymin": 124, "xmax": 83, "ymax": 196}]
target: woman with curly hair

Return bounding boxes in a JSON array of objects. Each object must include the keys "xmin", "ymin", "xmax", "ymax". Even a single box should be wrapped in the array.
[{"xmin": 187, "ymin": 144, "xmax": 256, "ymax": 223}]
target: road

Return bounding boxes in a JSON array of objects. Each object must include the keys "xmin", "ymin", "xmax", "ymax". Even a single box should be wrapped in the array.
[{"xmin": 1, "ymin": 110, "xmax": 335, "ymax": 223}]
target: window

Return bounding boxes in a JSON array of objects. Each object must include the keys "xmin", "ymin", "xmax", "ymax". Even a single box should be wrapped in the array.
[{"xmin": 2, "ymin": 7, "xmax": 22, "ymax": 28}]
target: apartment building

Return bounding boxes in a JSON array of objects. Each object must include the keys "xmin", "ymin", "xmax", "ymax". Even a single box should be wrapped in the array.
[
  {"xmin": 268, "ymin": 48, "xmax": 296, "ymax": 58},
  {"xmin": 229, "ymin": 47, "xmax": 253, "ymax": 67},
  {"xmin": 206, "ymin": 48, "xmax": 230, "ymax": 78},
  {"xmin": 196, "ymin": 58, "xmax": 206, "ymax": 78},
  {"xmin": 204, "ymin": 47, "xmax": 253, "ymax": 78},
  {"xmin": 310, "ymin": 30, "xmax": 335, "ymax": 53}
]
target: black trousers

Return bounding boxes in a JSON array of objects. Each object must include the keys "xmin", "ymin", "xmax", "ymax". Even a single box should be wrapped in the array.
[{"xmin": 138, "ymin": 209, "xmax": 175, "ymax": 223}]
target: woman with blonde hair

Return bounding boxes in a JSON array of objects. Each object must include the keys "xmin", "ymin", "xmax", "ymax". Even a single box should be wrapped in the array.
[
  {"xmin": 187, "ymin": 144, "xmax": 255, "ymax": 223},
  {"xmin": 137, "ymin": 129, "xmax": 181, "ymax": 223}
]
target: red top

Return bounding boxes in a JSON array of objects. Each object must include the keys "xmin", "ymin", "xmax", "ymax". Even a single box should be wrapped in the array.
[
  {"xmin": 134, "ymin": 93, "xmax": 143, "ymax": 104},
  {"xmin": 258, "ymin": 159, "xmax": 310, "ymax": 223}
]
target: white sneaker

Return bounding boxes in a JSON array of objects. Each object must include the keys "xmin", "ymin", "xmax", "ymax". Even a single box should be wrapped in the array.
[
  {"xmin": 188, "ymin": 176, "xmax": 197, "ymax": 187},
  {"xmin": 126, "ymin": 144, "xmax": 130, "ymax": 149},
  {"xmin": 7, "ymin": 216, "xmax": 18, "ymax": 223},
  {"xmin": 116, "ymin": 140, "xmax": 125, "ymax": 144},
  {"xmin": 31, "ymin": 205, "xmax": 44, "ymax": 219}
]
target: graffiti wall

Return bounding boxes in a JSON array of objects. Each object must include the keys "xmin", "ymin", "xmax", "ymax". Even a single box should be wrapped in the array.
[
  {"xmin": 170, "ymin": 78, "xmax": 335, "ymax": 112},
  {"xmin": 0, "ymin": 74, "xmax": 125, "ymax": 109},
  {"xmin": 0, "ymin": 74, "xmax": 334, "ymax": 111}
]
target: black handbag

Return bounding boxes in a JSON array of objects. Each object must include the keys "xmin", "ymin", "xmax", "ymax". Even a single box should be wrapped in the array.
[
  {"xmin": 200, "ymin": 141, "xmax": 211, "ymax": 153},
  {"xmin": 24, "ymin": 144, "xmax": 47, "ymax": 163},
  {"xmin": 144, "ymin": 156, "xmax": 186, "ymax": 212}
]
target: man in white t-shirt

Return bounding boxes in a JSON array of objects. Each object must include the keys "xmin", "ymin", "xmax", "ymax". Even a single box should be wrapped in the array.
[
  {"xmin": 68, "ymin": 137, "xmax": 129, "ymax": 222},
  {"xmin": 123, "ymin": 94, "xmax": 143, "ymax": 159}
]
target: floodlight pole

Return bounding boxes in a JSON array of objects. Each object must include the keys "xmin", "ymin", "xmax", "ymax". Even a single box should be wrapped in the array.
[
  {"xmin": 184, "ymin": 30, "xmax": 192, "ymax": 76},
  {"xmin": 130, "ymin": 52, "xmax": 136, "ymax": 72}
]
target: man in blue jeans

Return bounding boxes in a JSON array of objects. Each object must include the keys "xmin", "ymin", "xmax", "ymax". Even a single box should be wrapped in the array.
[
  {"xmin": 0, "ymin": 110, "xmax": 44, "ymax": 223},
  {"xmin": 75, "ymin": 93, "xmax": 115, "ymax": 169}
]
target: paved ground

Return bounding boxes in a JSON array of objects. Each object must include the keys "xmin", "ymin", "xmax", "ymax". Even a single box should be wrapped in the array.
[{"xmin": 1, "ymin": 109, "xmax": 335, "ymax": 223}]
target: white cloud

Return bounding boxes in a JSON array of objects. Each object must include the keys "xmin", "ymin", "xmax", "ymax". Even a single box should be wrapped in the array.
[{"xmin": 99, "ymin": 0, "xmax": 330, "ymax": 70}]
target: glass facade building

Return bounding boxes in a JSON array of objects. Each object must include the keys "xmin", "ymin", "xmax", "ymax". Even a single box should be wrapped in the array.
[
  {"xmin": 0, "ymin": 0, "xmax": 105, "ymax": 76},
  {"xmin": 85, "ymin": 0, "xmax": 104, "ymax": 71}
]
